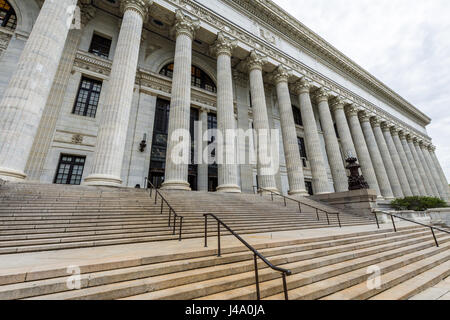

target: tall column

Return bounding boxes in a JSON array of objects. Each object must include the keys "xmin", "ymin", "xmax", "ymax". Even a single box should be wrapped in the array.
[
  {"xmin": 197, "ymin": 108, "xmax": 208, "ymax": 192},
  {"xmin": 211, "ymin": 32, "xmax": 240, "ymax": 193},
  {"xmin": 85, "ymin": 0, "xmax": 149, "ymax": 187},
  {"xmin": 417, "ymin": 141, "xmax": 440, "ymax": 198},
  {"xmin": 429, "ymin": 146, "xmax": 449, "ymax": 201},
  {"xmin": 401, "ymin": 132, "xmax": 427, "ymax": 196},
  {"xmin": 391, "ymin": 129, "xmax": 420, "ymax": 196},
  {"xmin": 316, "ymin": 90, "xmax": 347, "ymax": 192},
  {"xmin": 247, "ymin": 51, "xmax": 277, "ymax": 193},
  {"xmin": 371, "ymin": 117, "xmax": 403, "ymax": 198},
  {"xmin": 331, "ymin": 98, "xmax": 357, "ymax": 157},
  {"xmin": 0, "ymin": 0, "xmax": 78, "ymax": 181},
  {"xmin": 161, "ymin": 11, "xmax": 199, "ymax": 191},
  {"xmin": 345, "ymin": 105, "xmax": 381, "ymax": 196},
  {"xmin": 422, "ymin": 143, "xmax": 447, "ymax": 200},
  {"xmin": 382, "ymin": 123, "xmax": 412, "ymax": 196},
  {"xmin": 359, "ymin": 113, "xmax": 394, "ymax": 199},
  {"xmin": 411, "ymin": 137, "xmax": 434, "ymax": 196},
  {"xmin": 26, "ymin": 3, "xmax": 97, "ymax": 181},
  {"xmin": 272, "ymin": 66, "xmax": 307, "ymax": 195},
  {"xmin": 294, "ymin": 78, "xmax": 331, "ymax": 195}
]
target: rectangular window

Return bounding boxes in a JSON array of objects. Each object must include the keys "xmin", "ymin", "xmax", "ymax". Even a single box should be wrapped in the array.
[
  {"xmin": 292, "ymin": 105, "xmax": 303, "ymax": 126},
  {"xmin": 54, "ymin": 155, "xmax": 86, "ymax": 185},
  {"xmin": 297, "ymin": 137, "xmax": 307, "ymax": 159},
  {"xmin": 89, "ymin": 33, "xmax": 112, "ymax": 59},
  {"xmin": 72, "ymin": 77, "xmax": 102, "ymax": 118}
]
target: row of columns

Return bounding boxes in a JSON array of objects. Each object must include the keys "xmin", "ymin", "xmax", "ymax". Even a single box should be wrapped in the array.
[{"xmin": 0, "ymin": 0, "xmax": 447, "ymax": 202}]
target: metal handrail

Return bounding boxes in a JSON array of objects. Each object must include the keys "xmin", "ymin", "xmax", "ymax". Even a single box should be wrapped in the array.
[
  {"xmin": 203, "ymin": 213, "xmax": 292, "ymax": 300},
  {"xmin": 144, "ymin": 178, "xmax": 184, "ymax": 241},
  {"xmin": 374, "ymin": 210, "xmax": 450, "ymax": 247},
  {"xmin": 253, "ymin": 186, "xmax": 342, "ymax": 228}
]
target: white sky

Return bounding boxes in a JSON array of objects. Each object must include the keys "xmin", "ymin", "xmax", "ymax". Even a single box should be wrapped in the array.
[{"xmin": 272, "ymin": 0, "xmax": 450, "ymax": 182}]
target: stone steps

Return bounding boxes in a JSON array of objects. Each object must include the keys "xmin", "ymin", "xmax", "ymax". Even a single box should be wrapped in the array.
[{"xmin": 0, "ymin": 225, "xmax": 425, "ymax": 300}]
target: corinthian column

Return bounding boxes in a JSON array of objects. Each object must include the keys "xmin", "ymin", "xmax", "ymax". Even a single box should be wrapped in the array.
[
  {"xmin": 382, "ymin": 123, "xmax": 412, "ymax": 196},
  {"xmin": 211, "ymin": 32, "xmax": 240, "ymax": 193},
  {"xmin": 417, "ymin": 141, "xmax": 440, "ymax": 197},
  {"xmin": 359, "ymin": 112, "xmax": 393, "ymax": 199},
  {"xmin": 400, "ymin": 132, "xmax": 426, "ymax": 196},
  {"xmin": 272, "ymin": 66, "xmax": 307, "ymax": 195},
  {"xmin": 316, "ymin": 89, "xmax": 347, "ymax": 192},
  {"xmin": 0, "ymin": 0, "xmax": 78, "ymax": 181},
  {"xmin": 403, "ymin": 134, "xmax": 427, "ymax": 196},
  {"xmin": 422, "ymin": 143, "xmax": 447, "ymax": 200},
  {"xmin": 85, "ymin": 0, "xmax": 149, "ymax": 187},
  {"xmin": 371, "ymin": 117, "xmax": 403, "ymax": 198},
  {"xmin": 331, "ymin": 98, "xmax": 357, "ymax": 157},
  {"xmin": 411, "ymin": 137, "xmax": 434, "ymax": 196},
  {"xmin": 161, "ymin": 11, "xmax": 199, "ymax": 191},
  {"xmin": 247, "ymin": 51, "xmax": 277, "ymax": 193},
  {"xmin": 346, "ymin": 105, "xmax": 381, "ymax": 196},
  {"xmin": 294, "ymin": 78, "xmax": 331, "ymax": 195},
  {"xmin": 429, "ymin": 146, "xmax": 449, "ymax": 201},
  {"xmin": 391, "ymin": 129, "xmax": 420, "ymax": 196}
]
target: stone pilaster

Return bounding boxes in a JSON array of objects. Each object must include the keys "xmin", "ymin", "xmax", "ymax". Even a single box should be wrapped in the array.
[
  {"xmin": 359, "ymin": 113, "xmax": 393, "ymax": 199},
  {"xmin": 330, "ymin": 97, "xmax": 357, "ymax": 158},
  {"xmin": 26, "ymin": 3, "xmax": 97, "ymax": 181},
  {"xmin": 429, "ymin": 145, "xmax": 450, "ymax": 201},
  {"xmin": 273, "ymin": 66, "xmax": 307, "ymax": 195},
  {"xmin": 345, "ymin": 105, "xmax": 381, "ymax": 196},
  {"xmin": 211, "ymin": 32, "xmax": 240, "ymax": 193},
  {"xmin": 315, "ymin": 89, "xmax": 347, "ymax": 192},
  {"xmin": 371, "ymin": 117, "xmax": 403, "ymax": 198},
  {"xmin": 85, "ymin": 0, "xmax": 150, "ymax": 187},
  {"xmin": 0, "ymin": 0, "xmax": 78, "ymax": 181},
  {"xmin": 381, "ymin": 123, "xmax": 412, "ymax": 196},
  {"xmin": 411, "ymin": 137, "xmax": 434, "ymax": 196},
  {"xmin": 422, "ymin": 143, "xmax": 447, "ymax": 200},
  {"xmin": 391, "ymin": 129, "xmax": 420, "ymax": 196},
  {"xmin": 247, "ymin": 51, "xmax": 277, "ymax": 193},
  {"xmin": 161, "ymin": 10, "xmax": 199, "ymax": 191},
  {"xmin": 400, "ymin": 132, "xmax": 426, "ymax": 196},
  {"xmin": 417, "ymin": 141, "xmax": 440, "ymax": 198},
  {"xmin": 294, "ymin": 78, "xmax": 331, "ymax": 195}
]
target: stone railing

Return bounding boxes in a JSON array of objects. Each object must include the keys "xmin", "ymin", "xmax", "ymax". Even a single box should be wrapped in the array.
[
  {"xmin": 427, "ymin": 208, "xmax": 450, "ymax": 227},
  {"xmin": 374, "ymin": 210, "xmax": 431, "ymax": 224}
]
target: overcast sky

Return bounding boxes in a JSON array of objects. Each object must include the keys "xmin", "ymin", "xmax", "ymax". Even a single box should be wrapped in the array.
[{"xmin": 272, "ymin": 0, "xmax": 450, "ymax": 182}]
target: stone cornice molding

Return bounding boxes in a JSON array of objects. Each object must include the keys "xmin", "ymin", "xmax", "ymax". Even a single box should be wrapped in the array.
[
  {"xmin": 272, "ymin": 65, "xmax": 290, "ymax": 85},
  {"xmin": 315, "ymin": 87, "xmax": 330, "ymax": 103},
  {"xmin": 173, "ymin": 9, "xmax": 200, "ymax": 40},
  {"xmin": 246, "ymin": 50, "xmax": 266, "ymax": 72},
  {"xmin": 293, "ymin": 77, "xmax": 311, "ymax": 95},
  {"xmin": 210, "ymin": 32, "xmax": 237, "ymax": 57},
  {"xmin": 120, "ymin": 0, "xmax": 151, "ymax": 21}
]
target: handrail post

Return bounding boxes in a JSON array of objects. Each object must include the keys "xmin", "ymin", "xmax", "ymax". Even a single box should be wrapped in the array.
[
  {"xmin": 282, "ymin": 273, "xmax": 288, "ymax": 301},
  {"xmin": 391, "ymin": 215, "xmax": 397, "ymax": 232},
  {"xmin": 431, "ymin": 228, "xmax": 439, "ymax": 247},
  {"xmin": 254, "ymin": 254, "xmax": 261, "ymax": 301},
  {"xmin": 204, "ymin": 215, "xmax": 208, "ymax": 248},
  {"xmin": 298, "ymin": 203, "xmax": 302, "ymax": 213},
  {"xmin": 173, "ymin": 214, "xmax": 176, "ymax": 235},
  {"xmin": 179, "ymin": 217, "xmax": 183, "ymax": 242},
  {"xmin": 154, "ymin": 192, "xmax": 158, "ymax": 205},
  {"xmin": 284, "ymin": 197, "xmax": 287, "ymax": 207},
  {"xmin": 325, "ymin": 211, "xmax": 330, "ymax": 225},
  {"xmin": 160, "ymin": 199, "xmax": 164, "ymax": 215},
  {"xmin": 337, "ymin": 213, "xmax": 342, "ymax": 228},
  {"xmin": 374, "ymin": 212, "xmax": 380, "ymax": 229},
  {"xmin": 316, "ymin": 208, "xmax": 320, "ymax": 221},
  {"xmin": 271, "ymin": 193, "xmax": 273, "ymax": 202},
  {"xmin": 168, "ymin": 208, "xmax": 172, "ymax": 227},
  {"xmin": 217, "ymin": 221, "xmax": 221, "ymax": 257}
]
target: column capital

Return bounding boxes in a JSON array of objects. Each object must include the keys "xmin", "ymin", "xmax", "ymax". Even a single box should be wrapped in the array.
[
  {"xmin": 210, "ymin": 32, "xmax": 237, "ymax": 57},
  {"xmin": 246, "ymin": 50, "xmax": 267, "ymax": 72},
  {"xmin": 330, "ymin": 96, "xmax": 346, "ymax": 112},
  {"xmin": 380, "ymin": 122, "xmax": 391, "ymax": 132},
  {"xmin": 120, "ymin": 0, "xmax": 151, "ymax": 20},
  {"xmin": 344, "ymin": 104, "xmax": 360, "ymax": 117},
  {"xmin": 314, "ymin": 87, "xmax": 330, "ymax": 103},
  {"xmin": 428, "ymin": 144, "xmax": 436, "ymax": 152},
  {"xmin": 398, "ymin": 130, "xmax": 407, "ymax": 139},
  {"xmin": 412, "ymin": 136, "xmax": 420, "ymax": 145},
  {"xmin": 293, "ymin": 77, "xmax": 311, "ymax": 95},
  {"xmin": 405, "ymin": 133, "xmax": 413, "ymax": 142},
  {"xmin": 272, "ymin": 65, "xmax": 291, "ymax": 85},
  {"xmin": 390, "ymin": 126, "xmax": 400, "ymax": 136},
  {"xmin": 173, "ymin": 9, "xmax": 200, "ymax": 40},
  {"xmin": 79, "ymin": 2, "xmax": 96, "ymax": 27},
  {"xmin": 370, "ymin": 116, "xmax": 381, "ymax": 128},
  {"xmin": 358, "ymin": 111, "xmax": 371, "ymax": 123}
]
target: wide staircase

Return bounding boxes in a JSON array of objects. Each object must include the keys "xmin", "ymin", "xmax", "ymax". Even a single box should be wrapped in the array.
[{"xmin": 0, "ymin": 183, "xmax": 373, "ymax": 254}]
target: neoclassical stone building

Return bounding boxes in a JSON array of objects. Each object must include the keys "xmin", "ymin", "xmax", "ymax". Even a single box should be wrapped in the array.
[{"xmin": 0, "ymin": 0, "xmax": 448, "ymax": 202}]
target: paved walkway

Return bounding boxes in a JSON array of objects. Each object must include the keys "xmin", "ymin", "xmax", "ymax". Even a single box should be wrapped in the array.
[{"xmin": 0, "ymin": 221, "xmax": 414, "ymax": 277}]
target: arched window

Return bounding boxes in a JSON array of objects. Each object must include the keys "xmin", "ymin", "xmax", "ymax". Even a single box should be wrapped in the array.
[
  {"xmin": 160, "ymin": 63, "xmax": 217, "ymax": 93},
  {"xmin": 0, "ymin": 0, "xmax": 17, "ymax": 31}
]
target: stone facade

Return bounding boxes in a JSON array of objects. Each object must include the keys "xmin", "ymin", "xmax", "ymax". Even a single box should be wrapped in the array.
[{"xmin": 0, "ymin": 0, "xmax": 448, "ymax": 202}]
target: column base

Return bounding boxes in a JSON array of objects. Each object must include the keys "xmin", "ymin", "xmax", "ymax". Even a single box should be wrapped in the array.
[
  {"xmin": 161, "ymin": 180, "xmax": 192, "ymax": 191},
  {"xmin": 84, "ymin": 174, "xmax": 123, "ymax": 187},
  {"xmin": 288, "ymin": 189, "xmax": 309, "ymax": 197},
  {"xmin": 217, "ymin": 184, "xmax": 241, "ymax": 193},
  {"xmin": 0, "ymin": 167, "xmax": 27, "ymax": 181}
]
